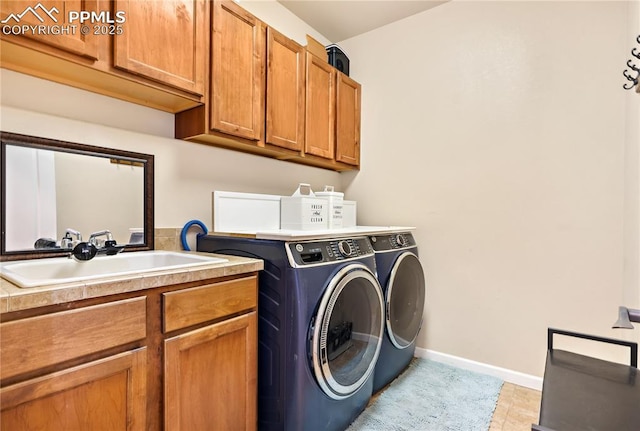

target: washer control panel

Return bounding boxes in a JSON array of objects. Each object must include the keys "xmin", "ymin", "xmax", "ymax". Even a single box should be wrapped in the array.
[
  {"xmin": 369, "ymin": 232, "xmax": 416, "ymax": 252},
  {"xmin": 287, "ymin": 237, "xmax": 374, "ymax": 266}
]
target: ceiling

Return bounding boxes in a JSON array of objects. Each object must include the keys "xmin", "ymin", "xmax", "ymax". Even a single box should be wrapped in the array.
[{"xmin": 277, "ymin": 1, "xmax": 447, "ymax": 42}]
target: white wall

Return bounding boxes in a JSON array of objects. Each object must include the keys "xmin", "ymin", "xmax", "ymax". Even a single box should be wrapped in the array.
[
  {"xmin": 241, "ymin": 0, "xmax": 331, "ymax": 46},
  {"xmin": 340, "ymin": 0, "xmax": 636, "ymax": 376},
  {"xmin": 624, "ymin": 0, "xmax": 640, "ymax": 342}
]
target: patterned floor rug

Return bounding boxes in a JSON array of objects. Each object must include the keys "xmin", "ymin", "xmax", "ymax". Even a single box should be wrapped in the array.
[{"xmin": 348, "ymin": 358, "xmax": 503, "ymax": 431}]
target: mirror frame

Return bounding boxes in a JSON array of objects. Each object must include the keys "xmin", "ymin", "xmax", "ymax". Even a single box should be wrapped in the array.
[{"xmin": 1, "ymin": 131, "xmax": 154, "ymax": 261}]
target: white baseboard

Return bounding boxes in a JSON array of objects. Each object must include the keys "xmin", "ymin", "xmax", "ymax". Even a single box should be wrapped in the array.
[{"xmin": 414, "ymin": 347, "xmax": 543, "ymax": 391}]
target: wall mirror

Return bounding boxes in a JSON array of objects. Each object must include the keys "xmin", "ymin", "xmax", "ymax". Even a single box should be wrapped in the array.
[{"xmin": 1, "ymin": 132, "xmax": 154, "ymax": 261}]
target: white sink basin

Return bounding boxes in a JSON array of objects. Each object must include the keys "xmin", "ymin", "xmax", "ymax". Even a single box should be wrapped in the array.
[{"xmin": 0, "ymin": 251, "xmax": 228, "ymax": 288}]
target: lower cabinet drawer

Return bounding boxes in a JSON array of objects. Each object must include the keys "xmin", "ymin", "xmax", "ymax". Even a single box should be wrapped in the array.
[
  {"xmin": 0, "ymin": 297, "xmax": 147, "ymax": 380},
  {"xmin": 163, "ymin": 276, "xmax": 257, "ymax": 333},
  {"xmin": 1, "ymin": 348, "xmax": 147, "ymax": 431}
]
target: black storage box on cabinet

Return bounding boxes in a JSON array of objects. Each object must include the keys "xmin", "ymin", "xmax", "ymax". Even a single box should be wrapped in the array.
[{"xmin": 326, "ymin": 44, "xmax": 349, "ymax": 76}]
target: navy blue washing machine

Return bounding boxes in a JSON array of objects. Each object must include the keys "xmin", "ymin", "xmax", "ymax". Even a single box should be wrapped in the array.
[
  {"xmin": 368, "ymin": 232, "xmax": 426, "ymax": 393},
  {"xmin": 197, "ymin": 235, "xmax": 385, "ymax": 431}
]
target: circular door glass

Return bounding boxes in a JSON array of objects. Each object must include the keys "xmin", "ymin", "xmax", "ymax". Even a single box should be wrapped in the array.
[
  {"xmin": 311, "ymin": 264, "xmax": 384, "ymax": 400},
  {"xmin": 387, "ymin": 252, "xmax": 426, "ymax": 349}
]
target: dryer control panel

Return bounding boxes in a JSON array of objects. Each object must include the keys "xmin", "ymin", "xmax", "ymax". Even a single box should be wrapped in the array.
[
  {"xmin": 287, "ymin": 237, "xmax": 374, "ymax": 266},
  {"xmin": 369, "ymin": 232, "xmax": 416, "ymax": 252}
]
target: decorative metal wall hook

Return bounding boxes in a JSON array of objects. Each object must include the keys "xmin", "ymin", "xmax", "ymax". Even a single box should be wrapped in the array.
[
  {"xmin": 624, "ymin": 70, "xmax": 639, "ymax": 90},
  {"xmin": 624, "ymin": 35, "xmax": 640, "ymax": 90}
]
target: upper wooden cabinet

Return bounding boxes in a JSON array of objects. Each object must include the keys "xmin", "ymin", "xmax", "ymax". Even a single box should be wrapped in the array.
[
  {"xmin": 0, "ymin": 0, "xmax": 205, "ymax": 112},
  {"xmin": 305, "ymin": 52, "xmax": 336, "ymax": 160},
  {"xmin": 0, "ymin": 0, "xmax": 99, "ymax": 59},
  {"xmin": 336, "ymin": 73, "xmax": 361, "ymax": 166},
  {"xmin": 176, "ymin": 1, "xmax": 361, "ymax": 171},
  {"xmin": 113, "ymin": 0, "xmax": 206, "ymax": 95},
  {"xmin": 302, "ymin": 52, "xmax": 362, "ymax": 169},
  {"xmin": 0, "ymin": 0, "xmax": 362, "ymax": 170},
  {"xmin": 210, "ymin": 0, "xmax": 265, "ymax": 141},
  {"xmin": 175, "ymin": 1, "xmax": 267, "ymax": 148},
  {"xmin": 266, "ymin": 27, "xmax": 305, "ymax": 152}
]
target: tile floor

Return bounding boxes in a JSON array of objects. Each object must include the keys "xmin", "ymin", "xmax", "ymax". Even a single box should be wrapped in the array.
[
  {"xmin": 489, "ymin": 383, "xmax": 542, "ymax": 431},
  {"xmin": 368, "ymin": 378, "xmax": 541, "ymax": 431}
]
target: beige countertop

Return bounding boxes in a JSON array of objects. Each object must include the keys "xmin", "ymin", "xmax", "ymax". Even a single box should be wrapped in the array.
[
  {"xmin": 211, "ymin": 225, "xmax": 416, "ymax": 241},
  {"xmin": 0, "ymin": 253, "xmax": 263, "ymax": 315}
]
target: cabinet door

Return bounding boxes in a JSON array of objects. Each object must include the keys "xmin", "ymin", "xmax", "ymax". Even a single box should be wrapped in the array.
[
  {"xmin": 266, "ymin": 27, "xmax": 305, "ymax": 152},
  {"xmin": 305, "ymin": 52, "xmax": 335, "ymax": 159},
  {"xmin": 165, "ymin": 312, "xmax": 257, "ymax": 431},
  {"xmin": 336, "ymin": 73, "xmax": 361, "ymax": 166},
  {"xmin": 0, "ymin": 0, "xmax": 99, "ymax": 59},
  {"xmin": 0, "ymin": 296, "xmax": 147, "ymax": 381},
  {"xmin": 210, "ymin": 1, "xmax": 265, "ymax": 142},
  {"xmin": 113, "ymin": 0, "xmax": 205, "ymax": 95},
  {"xmin": 0, "ymin": 348, "xmax": 147, "ymax": 431}
]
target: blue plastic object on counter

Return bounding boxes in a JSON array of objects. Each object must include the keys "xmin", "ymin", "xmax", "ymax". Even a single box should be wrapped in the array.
[{"xmin": 180, "ymin": 220, "xmax": 208, "ymax": 251}]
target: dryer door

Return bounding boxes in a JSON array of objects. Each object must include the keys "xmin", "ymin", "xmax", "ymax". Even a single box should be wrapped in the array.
[
  {"xmin": 386, "ymin": 252, "xmax": 426, "ymax": 349},
  {"xmin": 311, "ymin": 263, "xmax": 384, "ymax": 400}
]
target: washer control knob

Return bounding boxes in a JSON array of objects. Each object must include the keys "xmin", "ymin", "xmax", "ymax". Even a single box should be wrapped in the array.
[
  {"xmin": 338, "ymin": 240, "xmax": 354, "ymax": 257},
  {"xmin": 395, "ymin": 234, "xmax": 407, "ymax": 247}
]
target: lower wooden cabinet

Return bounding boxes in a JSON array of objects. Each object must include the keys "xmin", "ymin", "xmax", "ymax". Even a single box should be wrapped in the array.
[
  {"xmin": 1, "ymin": 348, "xmax": 147, "ymax": 431},
  {"xmin": 165, "ymin": 312, "xmax": 257, "ymax": 431},
  {"xmin": 0, "ymin": 273, "xmax": 259, "ymax": 431},
  {"xmin": 0, "ymin": 297, "xmax": 147, "ymax": 381}
]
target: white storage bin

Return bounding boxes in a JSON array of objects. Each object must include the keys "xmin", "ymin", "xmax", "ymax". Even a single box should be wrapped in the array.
[
  {"xmin": 212, "ymin": 191, "xmax": 281, "ymax": 233},
  {"xmin": 281, "ymin": 184, "xmax": 328, "ymax": 230},
  {"xmin": 315, "ymin": 185, "xmax": 344, "ymax": 229},
  {"xmin": 342, "ymin": 200, "xmax": 357, "ymax": 228}
]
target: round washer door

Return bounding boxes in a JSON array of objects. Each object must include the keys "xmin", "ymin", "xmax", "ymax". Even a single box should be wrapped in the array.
[
  {"xmin": 311, "ymin": 263, "xmax": 384, "ymax": 400},
  {"xmin": 386, "ymin": 252, "xmax": 426, "ymax": 349}
]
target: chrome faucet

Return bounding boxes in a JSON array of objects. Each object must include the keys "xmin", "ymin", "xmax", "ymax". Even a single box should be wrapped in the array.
[
  {"xmin": 89, "ymin": 230, "xmax": 125, "ymax": 256},
  {"xmin": 61, "ymin": 228, "xmax": 82, "ymax": 249},
  {"xmin": 69, "ymin": 230, "xmax": 125, "ymax": 261},
  {"xmin": 88, "ymin": 230, "xmax": 114, "ymax": 247}
]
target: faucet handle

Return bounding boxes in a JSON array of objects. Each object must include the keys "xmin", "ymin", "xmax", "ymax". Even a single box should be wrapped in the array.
[
  {"xmin": 102, "ymin": 239, "xmax": 125, "ymax": 256},
  {"xmin": 62, "ymin": 228, "xmax": 83, "ymax": 249},
  {"xmin": 64, "ymin": 228, "xmax": 82, "ymax": 241},
  {"xmin": 88, "ymin": 230, "xmax": 113, "ymax": 246},
  {"xmin": 71, "ymin": 242, "xmax": 98, "ymax": 261}
]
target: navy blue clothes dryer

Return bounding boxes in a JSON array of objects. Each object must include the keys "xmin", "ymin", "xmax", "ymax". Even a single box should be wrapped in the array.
[
  {"xmin": 368, "ymin": 232, "xmax": 426, "ymax": 393},
  {"xmin": 197, "ymin": 235, "xmax": 384, "ymax": 431}
]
